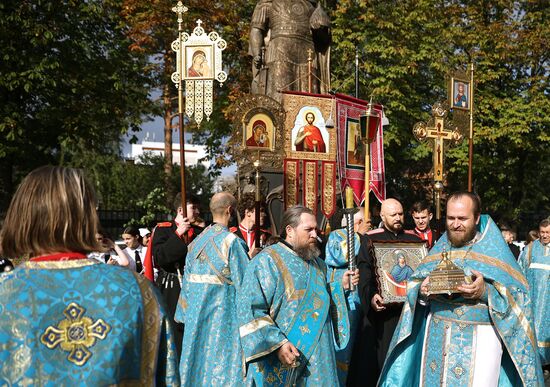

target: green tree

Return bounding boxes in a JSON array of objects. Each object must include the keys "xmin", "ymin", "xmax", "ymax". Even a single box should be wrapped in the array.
[
  {"xmin": 0, "ymin": 0, "xmax": 154, "ymax": 210},
  {"xmin": 330, "ymin": 0, "xmax": 549, "ymax": 229},
  {"xmin": 122, "ymin": 0, "xmax": 257, "ymax": 202}
]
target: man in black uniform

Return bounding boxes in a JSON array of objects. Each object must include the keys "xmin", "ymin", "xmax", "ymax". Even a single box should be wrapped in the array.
[
  {"xmin": 349, "ymin": 198, "xmax": 422, "ymax": 386},
  {"xmin": 151, "ymin": 193, "xmax": 204, "ymax": 358}
]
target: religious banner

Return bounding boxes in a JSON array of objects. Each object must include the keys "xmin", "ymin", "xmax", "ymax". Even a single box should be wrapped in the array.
[
  {"xmin": 281, "ymin": 91, "xmax": 336, "ymax": 213},
  {"xmin": 171, "ymin": 18, "xmax": 227, "ymax": 125},
  {"xmin": 336, "ymin": 93, "xmax": 386, "ymax": 206}
]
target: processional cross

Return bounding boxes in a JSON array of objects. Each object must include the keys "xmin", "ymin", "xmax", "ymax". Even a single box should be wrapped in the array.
[{"xmin": 413, "ymin": 103, "xmax": 462, "ymax": 227}]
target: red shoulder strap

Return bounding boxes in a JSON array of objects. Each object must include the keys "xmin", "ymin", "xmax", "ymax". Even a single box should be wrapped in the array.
[
  {"xmin": 143, "ymin": 227, "xmax": 157, "ymax": 282},
  {"xmin": 157, "ymin": 222, "xmax": 172, "ymax": 227}
]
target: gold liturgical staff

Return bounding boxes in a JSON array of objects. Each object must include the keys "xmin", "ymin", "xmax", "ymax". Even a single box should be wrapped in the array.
[{"xmin": 413, "ymin": 103, "xmax": 462, "ymax": 225}]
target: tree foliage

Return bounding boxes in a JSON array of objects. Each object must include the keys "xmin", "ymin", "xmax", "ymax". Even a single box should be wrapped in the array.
[
  {"xmin": 330, "ymin": 0, "xmax": 549, "ymax": 229},
  {"xmin": 0, "ymin": 0, "xmax": 154, "ymax": 209},
  {"xmin": 2, "ymin": 0, "xmax": 548, "ymax": 234}
]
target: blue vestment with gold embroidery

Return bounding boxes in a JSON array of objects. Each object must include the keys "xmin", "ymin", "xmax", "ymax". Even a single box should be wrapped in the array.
[
  {"xmin": 237, "ymin": 242, "xmax": 350, "ymax": 387},
  {"xmin": 379, "ymin": 216, "xmax": 543, "ymax": 387},
  {"xmin": 174, "ymin": 223, "xmax": 250, "ymax": 385},
  {"xmin": 325, "ymin": 229, "xmax": 362, "ymax": 386},
  {"xmin": 518, "ymin": 239, "xmax": 550, "ymax": 366},
  {"xmin": 0, "ymin": 259, "xmax": 179, "ymax": 386}
]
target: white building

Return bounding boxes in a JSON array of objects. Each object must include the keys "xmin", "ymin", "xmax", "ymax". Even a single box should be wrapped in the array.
[{"xmin": 129, "ymin": 140, "xmax": 210, "ymax": 169}]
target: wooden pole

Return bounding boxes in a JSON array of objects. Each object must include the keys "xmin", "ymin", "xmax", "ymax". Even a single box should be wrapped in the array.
[
  {"xmin": 176, "ymin": 9, "xmax": 187, "ymax": 217},
  {"xmin": 467, "ymin": 62, "xmax": 474, "ymax": 192},
  {"xmin": 254, "ymin": 158, "xmax": 261, "ymax": 248},
  {"xmin": 307, "ymin": 49, "xmax": 312, "ymax": 93}
]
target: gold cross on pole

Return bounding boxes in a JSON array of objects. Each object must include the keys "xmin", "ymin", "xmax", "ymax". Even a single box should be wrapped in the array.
[
  {"xmin": 413, "ymin": 102, "xmax": 463, "ymax": 230},
  {"xmin": 413, "ymin": 103, "xmax": 461, "ymax": 183},
  {"xmin": 172, "ymin": 1, "xmax": 188, "ymax": 26}
]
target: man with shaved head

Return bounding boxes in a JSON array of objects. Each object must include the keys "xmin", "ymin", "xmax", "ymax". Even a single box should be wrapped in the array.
[
  {"xmin": 349, "ymin": 198, "xmax": 421, "ymax": 386},
  {"xmin": 174, "ymin": 192, "xmax": 250, "ymax": 385}
]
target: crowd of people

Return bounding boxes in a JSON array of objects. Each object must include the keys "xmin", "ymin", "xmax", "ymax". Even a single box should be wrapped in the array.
[{"xmin": 0, "ymin": 165, "xmax": 548, "ymax": 386}]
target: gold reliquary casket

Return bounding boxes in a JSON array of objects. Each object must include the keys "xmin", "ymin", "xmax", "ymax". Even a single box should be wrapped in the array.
[{"xmin": 427, "ymin": 248, "xmax": 471, "ymax": 295}]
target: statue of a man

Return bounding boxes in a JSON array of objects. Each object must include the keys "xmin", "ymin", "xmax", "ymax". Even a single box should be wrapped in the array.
[{"xmin": 249, "ymin": 0, "xmax": 331, "ymax": 101}]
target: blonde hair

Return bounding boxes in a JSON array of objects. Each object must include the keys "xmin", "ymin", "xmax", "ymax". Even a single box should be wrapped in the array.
[{"xmin": 0, "ymin": 166, "xmax": 101, "ymax": 258}]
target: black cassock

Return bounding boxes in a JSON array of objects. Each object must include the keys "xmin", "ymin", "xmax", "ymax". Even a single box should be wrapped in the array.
[
  {"xmin": 151, "ymin": 221, "xmax": 203, "ymax": 358},
  {"xmin": 348, "ymin": 226, "xmax": 422, "ymax": 387}
]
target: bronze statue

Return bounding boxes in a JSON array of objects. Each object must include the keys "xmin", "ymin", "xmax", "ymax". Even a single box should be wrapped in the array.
[{"xmin": 249, "ymin": 0, "xmax": 331, "ymax": 101}]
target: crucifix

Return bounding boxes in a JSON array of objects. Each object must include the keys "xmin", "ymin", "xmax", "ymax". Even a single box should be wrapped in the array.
[{"xmin": 413, "ymin": 102, "xmax": 462, "ymax": 234}]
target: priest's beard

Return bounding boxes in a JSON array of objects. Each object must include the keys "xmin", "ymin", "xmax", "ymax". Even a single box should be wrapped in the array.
[
  {"xmin": 294, "ymin": 242, "xmax": 321, "ymax": 261},
  {"xmin": 447, "ymin": 224, "xmax": 477, "ymax": 248}
]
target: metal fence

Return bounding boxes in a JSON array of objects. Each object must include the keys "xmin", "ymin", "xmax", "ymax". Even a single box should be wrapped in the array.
[{"xmin": 97, "ymin": 209, "xmax": 170, "ymax": 240}]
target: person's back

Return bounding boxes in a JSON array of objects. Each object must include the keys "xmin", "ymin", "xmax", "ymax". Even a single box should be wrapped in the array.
[
  {"xmin": 0, "ymin": 166, "xmax": 179, "ymax": 386},
  {"xmin": 0, "ymin": 258, "xmax": 178, "ymax": 385},
  {"xmin": 175, "ymin": 192, "xmax": 250, "ymax": 385}
]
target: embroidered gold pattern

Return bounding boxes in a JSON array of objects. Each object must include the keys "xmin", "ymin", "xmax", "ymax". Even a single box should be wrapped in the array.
[
  {"xmin": 299, "ymin": 325, "xmax": 311, "ymax": 335},
  {"xmin": 285, "ymin": 160, "xmax": 298, "ymax": 207},
  {"xmin": 430, "ymin": 360, "xmax": 437, "ymax": 372},
  {"xmin": 452, "ymin": 364, "xmax": 464, "ymax": 378},
  {"xmin": 40, "ymin": 302, "xmax": 110, "ymax": 366}
]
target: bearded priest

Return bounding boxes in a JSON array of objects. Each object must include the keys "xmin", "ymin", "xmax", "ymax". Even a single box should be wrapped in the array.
[
  {"xmin": 379, "ymin": 191, "xmax": 543, "ymax": 386},
  {"xmin": 237, "ymin": 205, "xmax": 359, "ymax": 386}
]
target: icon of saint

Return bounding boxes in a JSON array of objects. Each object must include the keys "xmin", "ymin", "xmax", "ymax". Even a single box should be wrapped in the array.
[
  {"xmin": 246, "ymin": 120, "xmax": 270, "ymax": 148},
  {"xmin": 454, "ymin": 82, "xmax": 468, "ymax": 108},
  {"xmin": 188, "ymin": 50, "xmax": 210, "ymax": 78},
  {"xmin": 294, "ymin": 112, "xmax": 326, "ymax": 152}
]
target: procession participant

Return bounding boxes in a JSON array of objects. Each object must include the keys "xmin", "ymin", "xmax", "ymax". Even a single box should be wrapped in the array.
[
  {"xmin": 139, "ymin": 228, "xmax": 151, "ymax": 247},
  {"xmin": 501, "ymin": 226, "xmax": 521, "ymax": 259},
  {"xmin": 518, "ymin": 218, "xmax": 550, "ymax": 368},
  {"xmin": 351, "ymin": 198, "xmax": 421, "ymax": 386},
  {"xmin": 410, "ymin": 200, "xmax": 435, "ymax": 249},
  {"xmin": 230, "ymin": 192, "xmax": 271, "ymax": 255},
  {"xmin": 175, "ymin": 192, "xmax": 250, "ymax": 385},
  {"xmin": 149, "ymin": 192, "xmax": 201, "ymax": 357},
  {"xmin": 121, "ymin": 226, "xmax": 146, "ymax": 273},
  {"xmin": 238, "ymin": 205, "xmax": 359, "ymax": 386},
  {"xmin": 0, "ymin": 166, "xmax": 179, "ymax": 385},
  {"xmin": 380, "ymin": 191, "xmax": 543, "ymax": 386},
  {"xmin": 325, "ymin": 207, "xmax": 369, "ymax": 385}
]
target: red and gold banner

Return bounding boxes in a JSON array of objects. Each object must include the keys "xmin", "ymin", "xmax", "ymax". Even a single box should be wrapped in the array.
[
  {"xmin": 321, "ymin": 161, "xmax": 336, "ymax": 218},
  {"xmin": 302, "ymin": 161, "xmax": 318, "ymax": 215},
  {"xmin": 336, "ymin": 93, "xmax": 386, "ymax": 206},
  {"xmin": 283, "ymin": 159, "xmax": 300, "ymax": 209}
]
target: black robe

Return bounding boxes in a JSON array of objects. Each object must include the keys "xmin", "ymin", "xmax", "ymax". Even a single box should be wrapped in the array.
[
  {"xmin": 348, "ymin": 226, "xmax": 422, "ymax": 386},
  {"xmin": 151, "ymin": 222, "xmax": 203, "ymax": 357}
]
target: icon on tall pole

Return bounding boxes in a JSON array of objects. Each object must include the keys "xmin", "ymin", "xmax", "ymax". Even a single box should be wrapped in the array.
[{"xmin": 170, "ymin": 1, "xmax": 227, "ymax": 212}]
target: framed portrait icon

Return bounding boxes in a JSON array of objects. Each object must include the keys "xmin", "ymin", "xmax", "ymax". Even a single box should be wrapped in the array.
[
  {"xmin": 184, "ymin": 45, "xmax": 214, "ymax": 80},
  {"xmin": 242, "ymin": 108, "xmax": 276, "ymax": 151},
  {"xmin": 372, "ymin": 241, "xmax": 428, "ymax": 304},
  {"xmin": 449, "ymin": 77, "xmax": 471, "ymax": 111},
  {"xmin": 283, "ymin": 93, "xmax": 336, "ymax": 162}
]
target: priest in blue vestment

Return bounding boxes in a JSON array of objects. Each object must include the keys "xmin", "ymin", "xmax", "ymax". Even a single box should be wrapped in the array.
[
  {"xmin": 325, "ymin": 208, "xmax": 369, "ymax": 385},
  {"xmin": 238, "ymin": 205, "xmax": 359, "ymax": 386},
  {"xmin": 380, "ymin": 191, "xmax": 543, "ymax": 387},
  {"xmin": 0, "ymin": 166, "xmax": 179, "ymax": 386},
  {"xmin": 175, "ymin": 192, "xmax": 250, "ymax": 385},
  {"xmin": 518, "ymin": 218, "xmax": 550, "ymax": 367}
]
